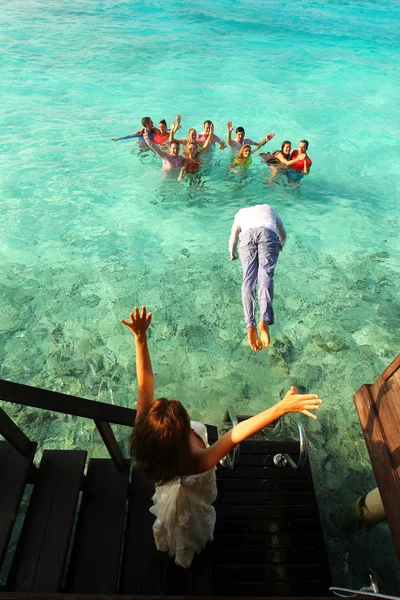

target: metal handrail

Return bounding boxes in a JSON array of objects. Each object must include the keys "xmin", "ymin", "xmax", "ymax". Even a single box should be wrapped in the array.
[
  {"xmin": 273, "ymin": 423, "xmax": 307, "ymax": 470},
  {"xmin": 220, "ymin": 406, "xmax": 240, "ymax": 470},
  {"xmin": 330, "ymin": 584, "xmax": 399, "ymax": 600}
]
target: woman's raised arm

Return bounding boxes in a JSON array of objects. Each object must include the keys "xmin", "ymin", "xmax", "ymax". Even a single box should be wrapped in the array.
[
  {"xmin": 121, "ymin": 306, "xmax": 154, "ymax": 418},
  {"xmin": 190, "ymin": 387, "xmax": 322, "ymax": 474}
]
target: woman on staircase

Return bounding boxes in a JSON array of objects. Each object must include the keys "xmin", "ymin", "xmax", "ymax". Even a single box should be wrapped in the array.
[{"xmin": 121, "ymin": 306, "xmax": 323, "ymax": 568}]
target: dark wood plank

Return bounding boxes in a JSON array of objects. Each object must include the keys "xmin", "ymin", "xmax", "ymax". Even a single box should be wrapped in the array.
[
  {"xmin": 188, "ymin": 542, "xmax": 213, "ymax": 596},
  {"xmin": 0, "ymin": 443, "xmax": 35, "ymax": 569},
  {"xmin": 215, "ymin": 504, "xmax": 316, "ymax": 519},
  {"xmin": 213, "ymin": 547, "xmax": 325, "ymax": 565},
  {"xmin": 217, "ymin": 465, "xmax": 311, "ymax": 479},
  {"xmin": 94, "ymin": 421, "xmax": 127, "ymax": 472},
  {"xmin": 0, "ymin": 409, "xmax": 36, "ymax": 459},
  {"xmin": 217, "ymin": 475, "xmax": 312, "ymax": 492},
  {"xmin": 213, "ymin": 532, "xmax": 322, "ymax": 550},
  {"xmin": 0, "ymin": 593, "xmax": 334, "ymax": 600},
  {"xmin": 213, "ymin": 579, "xmax": 329, "ymax": 596},
  {"xmin": 119, "ymin": 467, "xmax": 168, "ymax": 594},
  {"xmin": 381, "ymin": 353, "xmax": 400, "ymax": 381},
  {"xmin": 0, "ymin": 379, "xmax": 135, "ymax": 427},
  {"xmin": 239, "ymin": 440, "xmax": 301, "ymax": 455},
  {"xmin": 354, "ymin": 379, "xmax": 400, "ymax": 560},
  {"xmin": 215, "ymin": 518, "xmax": 322, "ymax": 535},
  {"xmin": 66, "ymin": 459, "xmax": 130, "ymax": 594},
  {"xmin": 215, "ymin": 489, "xmax": 315, "ymax": 506},
  {"xmin": 7, "ymin": 450, "xmax": 87, "ymax": 592}
]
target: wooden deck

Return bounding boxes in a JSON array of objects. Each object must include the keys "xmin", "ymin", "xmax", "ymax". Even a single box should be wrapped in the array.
[
  {"xmin": 353, "ymin": 353, "xmax": 400, "ymax": 561},
  {"xmin": 0, "ymin": 380, "xmax": 331, "ymax": 598}
]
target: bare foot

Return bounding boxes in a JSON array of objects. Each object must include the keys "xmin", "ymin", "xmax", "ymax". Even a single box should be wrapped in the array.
[
  {"xmin": 247, "ymin": 328, "xmax": 262, "ymax": 352},
  {"xmin": 258, "ymin": 321, "xmax": 270, "ymax": 347}
]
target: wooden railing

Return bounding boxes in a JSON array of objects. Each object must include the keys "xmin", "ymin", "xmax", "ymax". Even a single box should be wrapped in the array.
[
  {"xmin": 353, "ymin": 353, "xmax": 400, "ymax": 561},
  {"xmin": 0, "ymin": 379, "xmax": 137, "ymax": 472}
]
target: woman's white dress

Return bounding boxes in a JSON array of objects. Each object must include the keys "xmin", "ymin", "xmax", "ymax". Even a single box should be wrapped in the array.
[{"xmin": 149, "ymin": 421, "xmax": 217, "ymax": 569}]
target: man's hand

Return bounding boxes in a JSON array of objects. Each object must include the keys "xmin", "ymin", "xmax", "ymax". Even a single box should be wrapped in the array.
[
  {"xmin": 230, "ymin": 255, "xmax": 238, "ymax": 261},
  {"xmin": 219, "ymin": 141, "xmax": 227, "ymax": 150},
  {"xmin": 226, "ymin": 121, "xmax": 234, "ymax": 132},
  {"xmin": 121, "ymin": 306, "xmax": 152, "ymax": 340},
  {"xmin": 265, "ymin": 132, "xmax": 275, "ymax": 141}
]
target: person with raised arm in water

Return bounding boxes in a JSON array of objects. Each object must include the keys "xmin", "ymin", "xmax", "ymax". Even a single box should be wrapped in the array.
[
  {"xmin": 143, "ymin": 127, "xmax": 185, "ymax": 170},
  {"xmin": 226, "ymin": 121, "xmax": 266, "ymax": 152},
  {"xmin": 177, "ymin": 123, "xmax": 215, "ymax": 180},
  {"xmin": 121, "ymin": 305, "xmax": 323, "ymax": 568},
  {"xmin": 111, "ymin": 116, "xmax": 157, "ymax": 145},
  {"xmin": 228, "ymin": 133, "xmax": 275, "ymax": 172},
  {"xmin": 197, "ymin": 120, "xmax": 227, "ymax": 150},
  {"xmin": 229, "ymin": 204, "xmax": 286, "ymax": 350}
]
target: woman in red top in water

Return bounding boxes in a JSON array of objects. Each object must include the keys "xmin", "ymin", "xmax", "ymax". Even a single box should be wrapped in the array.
[
  {"xmin": 178, "ymin": 124, "xmax": 214, "ymax": 180},
  {"xmin": 153, "ymin": 120, "xmax": 170, "ymax": 146},
  {"xmin": 286, "ymin": 140, "xmax": 312, "ymax": 182}
]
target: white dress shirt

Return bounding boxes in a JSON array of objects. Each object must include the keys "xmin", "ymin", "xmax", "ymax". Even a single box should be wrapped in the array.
[{"xmin": 229, "ymin": 204, "xmax": 286, "ymax": 258}]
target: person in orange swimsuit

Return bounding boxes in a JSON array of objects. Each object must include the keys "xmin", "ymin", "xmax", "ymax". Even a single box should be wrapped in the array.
[
  {"xmin": 178, "ymin": 124, "xmax": 215, "ymax": 180},
  {"xmin": 153, "ymin": 120, "xmax": 170, "ymax": 145}
]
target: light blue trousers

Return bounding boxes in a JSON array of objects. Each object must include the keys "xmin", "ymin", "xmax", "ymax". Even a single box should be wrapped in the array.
[{"xmin": 239, "ymin": 227, "xmax": 281, "ymax": 329}]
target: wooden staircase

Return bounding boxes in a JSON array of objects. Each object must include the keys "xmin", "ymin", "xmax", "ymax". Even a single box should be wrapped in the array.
[{"xmin": 0, "ymin": 379, "xmax": 331, "ymax": 598}]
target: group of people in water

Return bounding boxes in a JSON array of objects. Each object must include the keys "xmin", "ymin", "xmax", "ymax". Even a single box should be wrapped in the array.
[
  {"xmin": 111, "ymin": 114, "xmax": 312, "ymax": 183},
  {"xmin": 114, "ymin": 115, "xmax": 319, "ymax": 570}
]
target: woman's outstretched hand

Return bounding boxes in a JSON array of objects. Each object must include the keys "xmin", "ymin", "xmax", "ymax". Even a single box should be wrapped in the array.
[
  {"xmin": 121, "ymin": 306, "xmax": 152, "ymax": 341},
  {"xmin": 280, "ymin": 386, "xmax": 322, "ymax": 420}
]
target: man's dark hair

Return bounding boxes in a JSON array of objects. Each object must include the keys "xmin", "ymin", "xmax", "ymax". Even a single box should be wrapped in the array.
[
  {"xmin": 236, "ymin": 126, "xmax": 245, "ymax": 134},
  {"xmin": 159, "ymin": 119, "xmax": 167, "ymax": 126},
  {"xmin": 300, "ymin": 139, "xmax": 309, "ymax": 149},
  {"xmin": 204, "ymin": 120, "xmax": 213, "ymax": 126},
  {"xmin": 142, "ymin": 116, "xmax": 152, "ymax": 127}
]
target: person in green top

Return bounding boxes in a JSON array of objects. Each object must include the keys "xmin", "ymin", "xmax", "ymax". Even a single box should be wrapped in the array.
[{"xmin": 228, "ymin": 133, "xmax": 274, "ymax": 173}]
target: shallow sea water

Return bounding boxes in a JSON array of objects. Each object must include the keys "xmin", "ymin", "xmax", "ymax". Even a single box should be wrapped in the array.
[{"xmin": 1, "ymin": 0, "xmax": 400, "ymax": 591}]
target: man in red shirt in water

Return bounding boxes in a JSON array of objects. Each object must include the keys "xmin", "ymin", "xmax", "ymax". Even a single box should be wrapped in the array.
[{"xmin": 286, "ymin": 140, "xmax": 312, "ymax": 182}]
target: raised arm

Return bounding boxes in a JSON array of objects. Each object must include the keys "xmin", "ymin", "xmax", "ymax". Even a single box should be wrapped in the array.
[
  {"xmin": 226, "ymin": 121, "xmax": 234, "ymax": 147},
  {"xmin": 251, "ymin": 132, "xmax": 275, "ymax": 154},
  {"xmin": 144, "ymin": 132, "xmax": 168, "ymax": 159},
  {"xmin": 190, "ymin": 387, "xmax": 322, "ymax": 474},
  {"xmin": 121, "ymin": 306, "xmax": 154, "ymax": 418},
  {"xmin": 197, "ymin": 124, "xmax": 215, "ymax": 155}
]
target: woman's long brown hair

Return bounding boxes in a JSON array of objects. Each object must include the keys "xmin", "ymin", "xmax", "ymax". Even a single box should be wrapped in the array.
[{"xmin": 129, "ymin": 398, "xmax": 192, "ymax": 484}]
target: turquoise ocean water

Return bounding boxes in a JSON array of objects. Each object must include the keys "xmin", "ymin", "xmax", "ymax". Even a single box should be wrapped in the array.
[{"xmin": 1, "ymin": 0, "xmax": 399, "ymax": 591}]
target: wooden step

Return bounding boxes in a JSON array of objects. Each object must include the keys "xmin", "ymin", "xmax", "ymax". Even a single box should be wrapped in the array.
[
  {"xmin": 119, "ymin": 467, "xmax": 168, "ymax": 594},
  {"xmin": 217, "ymin": 475, "xmax": 312, "ymax": 492},
  {"xmin": 215, "ymin": 518, "xmax": 322, "ymax": 535},
  {"xmin": 7, "ymin": 450, "xmax": 86, "ymax": 592},
  {"xmin": 66, "ymin": 458, "xmax": 130, "ymax": 594},
  {"xmin": 0, "ymin": 442, "xmax": 35, "ymax": 570},
  {"xmin": 213, "ymin": 547, "xmax": 325, "ymax": 565},
  {"xmin": 214, "ymin": 579, "xmax": 329, "ymax": 596},
  {"xmin": 216, "ymin": 489, "xmax": 315, "ymax": 505},
  {"xmin": 213, "ymin": 532, "xmax": 322, "ymax": 550}
]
